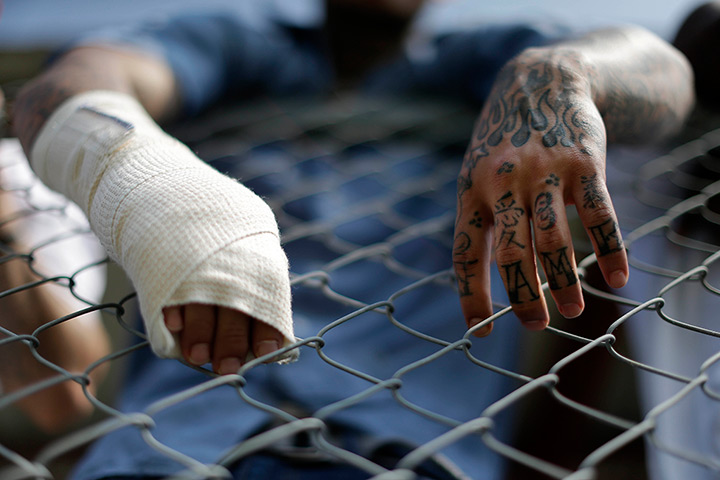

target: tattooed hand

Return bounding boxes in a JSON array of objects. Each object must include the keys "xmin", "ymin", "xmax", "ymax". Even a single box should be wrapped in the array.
[{"xmin": 454, "ymin": 47, "xmax": 629, "ymax": 335}]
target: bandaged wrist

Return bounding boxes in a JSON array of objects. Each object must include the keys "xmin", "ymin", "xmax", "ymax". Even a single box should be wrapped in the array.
[{"xmin": 30, "ymin": 91, "xmax": 296, "ymax": 362}]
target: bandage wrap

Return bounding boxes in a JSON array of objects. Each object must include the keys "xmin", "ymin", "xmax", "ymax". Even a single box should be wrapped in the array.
[{"xmin": 31, "ymin": 91, "xmax": 296, "ymax": 362}]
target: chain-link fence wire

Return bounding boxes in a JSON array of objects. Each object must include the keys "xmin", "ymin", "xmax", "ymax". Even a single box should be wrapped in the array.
[{"xmin": 0, "ymin": 95, "xmax": 719, "ymax": 479}]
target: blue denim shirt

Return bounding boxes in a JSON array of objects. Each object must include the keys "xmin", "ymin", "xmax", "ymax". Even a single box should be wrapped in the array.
[{"xmin": 70, "ymin": 10, "xmax": 566, "ymax": 480}]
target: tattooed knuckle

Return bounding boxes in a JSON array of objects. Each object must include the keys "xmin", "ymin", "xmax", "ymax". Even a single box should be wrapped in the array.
[{"xmin": 538, "ymin": 173, "xmax": 560, "ymax": 189}]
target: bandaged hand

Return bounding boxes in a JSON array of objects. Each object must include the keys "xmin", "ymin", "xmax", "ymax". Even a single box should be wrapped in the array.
[{"xmin": 30, "ymin": 91, "xmax": 296, "ymax": 373}]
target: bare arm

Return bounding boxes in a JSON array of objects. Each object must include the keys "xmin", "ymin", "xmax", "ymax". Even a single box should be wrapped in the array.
[
  {"xmin": 1, "ymin": 97, "xmax": 110, "ymax": 431},
  {"xmin": 12, "ymin": 46, "xmax": 180, "ymax": 154},
  {"xmin": 0, "ymin": 247, "xmax": 110, "ymax": 432},
  {"xmin": 579, "ymin": 26, "xmax": 693, "ymax": 143},
  {"xmin": 454, "ymin": 26, "xmax": 693, "ymax": 334}
]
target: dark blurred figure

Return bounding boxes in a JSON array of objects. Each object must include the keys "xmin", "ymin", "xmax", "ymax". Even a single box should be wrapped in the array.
[{"xmin": 674, "ymin": 1, "xmax": 720, "ymax": 110}]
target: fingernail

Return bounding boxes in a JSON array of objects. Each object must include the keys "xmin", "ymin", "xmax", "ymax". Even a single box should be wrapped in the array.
[
  {"xmin": 256, "ymin": 340, "xmax": 280, "ymax": 359},
  {"xmin": 609, "ymin": 270, "xmax": 627, "ymax": 288},
  {"xmin": 561, "ymin": 303, "xmax": 583, "ymax": 319},
  {"xmin": 524, "ymin": 319, "xmax": 548, "ymax": 330},
  {"xmin": 189, "ymin": 343, "xmax": 210, "ymax": 365},
  {"xmin": 218, "ymin": 357, "xmax": 242, "ymax": 375}
]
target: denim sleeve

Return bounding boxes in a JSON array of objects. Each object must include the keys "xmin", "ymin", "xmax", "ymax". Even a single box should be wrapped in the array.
[
  {"xmin": 76, "ymin": 12, "xmax": 332, "ymax": 116},
  {"xmin": 364, "ymin": 22, "xmax": 571, "ymax": 105}
]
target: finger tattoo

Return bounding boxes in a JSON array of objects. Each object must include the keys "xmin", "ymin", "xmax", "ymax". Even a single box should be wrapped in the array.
[
  {"xmin": 453, "ymin": 231, "xmax": 477, "ymax": 296},
  {"xmin": 589, "ymin": 218, "xmax": 624, "ymax": 256},
  {"xmin": 581, "ymin": 173, "xmax": 604, "ymax": 209},
  {"xmin": 454, "ymin": 259, "xmax": 478, "ymax": 297},
  {"xmin": 469, "ymin": 211, "xmax": 482, "ymax": 229},
  {"xmin": 501, "ymin": 260, "xmax": 540, "ymax": 304},
  {"xmin": 495, "ymin": 191, "xmax": 524, "ymax": 227},
  {"xmin": 457, "ymin": 172, "xmax": 473, "ymax": 202},
  {"xmin": 540, "ymin": 246, "xmax": 577, "ymax": 290},
  {"xmin": 453, "ymin": 231, "xmax": 472, "ymax": 256},
  {"xmin": 497, "ymin": 161, "xmax": 515, "ymax": 174},
  {"xmin": 545, "ymin": 173, "xmax": 559, "ymax": 186},
  {"xmin": 495, "ymin": 191, "xmax": 526, "ymax": 248},
  {"xmin": 496, "ymin": 229, "xmax": 525, "ymax": 249},
  {"xmin": 534, "ymin": 192, "xmax": 556, "ymax": 231}
]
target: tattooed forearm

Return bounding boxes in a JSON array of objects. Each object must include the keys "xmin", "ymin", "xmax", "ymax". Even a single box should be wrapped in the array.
[
  {"xmin": 589, "ymin": 219, "xmax": 623, "ymax": 256},
  {"xmin": 573, "ymin": 27, "xmax": 694, "ymax": 144}
]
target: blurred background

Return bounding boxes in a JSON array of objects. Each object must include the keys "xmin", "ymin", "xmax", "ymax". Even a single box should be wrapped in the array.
[
  {"xmin": 0, "ymin": 0, "xmax": 705, "ymax": 48},
  {"xmin": 0, "ymin": 1, "xmax": 713, "ymax": 479},
  {"xmin": 0, "ymin": 0, "xmax": 708, "ymax": 88}
]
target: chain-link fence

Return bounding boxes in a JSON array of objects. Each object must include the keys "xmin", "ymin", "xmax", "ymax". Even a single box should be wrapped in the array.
[{"xmin": 1, "ymin": 96, "xmax": 719, "ymax": 480}]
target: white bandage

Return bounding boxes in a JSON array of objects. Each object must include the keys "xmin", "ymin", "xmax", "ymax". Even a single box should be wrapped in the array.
[{"xmin": 30, "ymin": 91, "xmax": 296, "ymax": 362}]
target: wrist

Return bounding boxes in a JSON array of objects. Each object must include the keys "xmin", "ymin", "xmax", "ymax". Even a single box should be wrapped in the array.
[{"xmin": 507, "ymin": 46, "xmax": 595, "ymax": 103}]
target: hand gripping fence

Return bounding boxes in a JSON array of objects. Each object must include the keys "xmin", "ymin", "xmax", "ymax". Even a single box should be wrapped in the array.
[{"xmin": 1, "ymin": 96, "xmax": 720, "ymax": 479}]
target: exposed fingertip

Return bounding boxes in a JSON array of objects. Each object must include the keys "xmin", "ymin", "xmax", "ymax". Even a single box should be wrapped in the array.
[
  {"xmin": 163, "ymin": 307, "xmax": 183, "ymax": 332},
  {"xmin": 165, "ymin": 316, "xmax": 183, "ymax": 333},
  {"xmin": 255, "ymin": 340, "xmax": 280, "ymax": 360},
  {"xmin": 609, "ymin": 269, "xmax": 628, "ymax": 288},
  {"xmin": 560, "ymin": 303, "xmax": 583, "ymax": 319},
  {"xmin": 189, "ymin": 343, "xmax": 210, "ymax": 365},
  {"xmin": 218, "ymin": 357, "xmax": 242, "ymax": 375},
  {"xmin": 523, "ymin": 318, "xmax": 549, "ymax": 331}
]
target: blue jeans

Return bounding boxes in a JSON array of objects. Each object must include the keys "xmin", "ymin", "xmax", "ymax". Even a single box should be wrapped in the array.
[
  {"xmin": 101, "ymin": 454, "xmax": 438, "ymax": 480},
  {"xmin": 102, "ymin": 457, "xmax": 370, "ymax": 480}
]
